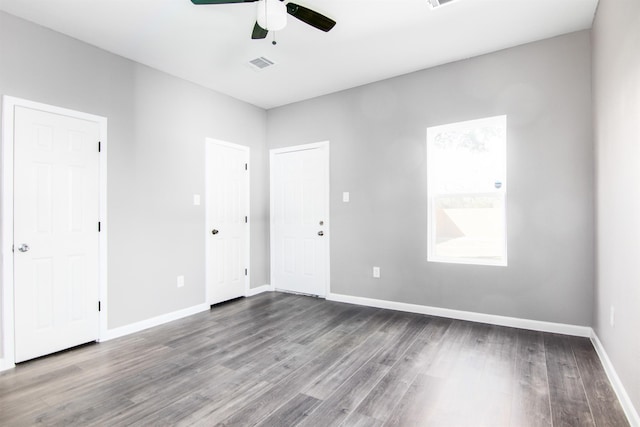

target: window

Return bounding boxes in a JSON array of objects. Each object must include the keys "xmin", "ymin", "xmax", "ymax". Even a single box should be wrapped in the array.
[{"xmin": 427, "ymin": 115, "xmax": 507, "ymax": 266}]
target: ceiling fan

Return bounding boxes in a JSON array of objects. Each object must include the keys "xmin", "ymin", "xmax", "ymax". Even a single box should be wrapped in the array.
[{"xmin": 191, "ymin": 0, "xmax": 336, "ymax": 40}]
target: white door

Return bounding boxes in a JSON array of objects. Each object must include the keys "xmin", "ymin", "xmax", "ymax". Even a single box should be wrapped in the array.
[
  {"xmin": 13, "ymin": 106, "xmax": 100, "ymax": 363},
  {"xmin": 205, "ymin": 139, "xmax": 249, "ymax": 305},
  {"xmin": 270, "ymin": 142, "xmax": 329, "ymax": 297}
]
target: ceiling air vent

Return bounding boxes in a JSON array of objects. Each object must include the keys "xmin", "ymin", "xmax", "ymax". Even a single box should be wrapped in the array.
[
  {"xmin": 248, "ymin": 56, "xmax": 276, "ymax": 71},
  {"xmin": 428, "ymin": 0, "xmax": 456, "ymax": 8}
]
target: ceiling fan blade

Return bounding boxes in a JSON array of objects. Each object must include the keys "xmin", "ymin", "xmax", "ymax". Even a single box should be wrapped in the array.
[
  {"xmin": 252, "ymin": 22, "xmax": 269, "ymax": 39},
  {"xmin": 285, "ymin": 2, "xmax": 336, "ymax": 32},
  {"xmin": 191, "ymin": 0, "xmax": 257, "ymax": 4}
]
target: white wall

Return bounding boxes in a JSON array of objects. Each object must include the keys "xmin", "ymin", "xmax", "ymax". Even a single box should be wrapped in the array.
[
  {"xmin": 592, "ymin": 0, "xmax": 640, "ymax": 415},
  {"xmin": 268, "ymin": 31, "xmax": 595, "ymax": 327},
  {"xmin": 0, "ymin": 9, "xmax": 269, "ymax": 357}
]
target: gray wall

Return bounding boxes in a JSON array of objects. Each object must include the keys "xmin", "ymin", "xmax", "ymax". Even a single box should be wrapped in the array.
[
  {"xmin": 3, "ymin": 7, "xmax": 637, "ymax": 417},
  {"xmin": 592, "ymin": 0, "xmax": 640, "ymax": 415},
  {"xmin": 0, "ymin": 10, "xmax": 269, "ymax": 349},
  {"xmin": 268, "ymin": 31, "xmax": 594, "ymax": 326}
]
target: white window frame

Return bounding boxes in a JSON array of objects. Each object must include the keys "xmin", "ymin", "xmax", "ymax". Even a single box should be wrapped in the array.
[{"xmin": 427, "ymin": 115, "xmax": 507, "ymax": 267}]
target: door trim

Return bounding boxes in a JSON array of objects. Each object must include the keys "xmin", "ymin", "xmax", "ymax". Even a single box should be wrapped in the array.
[
  {"xmin": 269, "ymin": 141, "xmax": 330, "ymax": 297},
  {"xmin": 204, "ymin": 138, "xmax": 250, "ymax": 304},
  {"xmin": 1, "ymin": 96, "xmax": 108, "ymax": 367}
]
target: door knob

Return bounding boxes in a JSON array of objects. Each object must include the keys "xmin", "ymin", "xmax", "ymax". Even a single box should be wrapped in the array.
[
  {"xmin": 211, "ymin": 229, "xmax": 219, "ymax": 235},
  {"xmin": 17, "ymin": 243, "xmax": 30, "ymax": 252},
  {"xmin": 317, "ymin": 231, "xmax": 324, "ymax": 236}
]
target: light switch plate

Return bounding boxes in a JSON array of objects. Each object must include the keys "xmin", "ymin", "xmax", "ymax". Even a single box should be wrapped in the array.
[
  {"xmin": 610, "ymin": 306, "xmax": 615, "ymax": 327},
  {"xmin": 343, "ymin": 192, "xmax": 350, "ymax": 202},
  {"xmin": 193, "ymin": 194, "xmax": 201, "ymax": 206}
]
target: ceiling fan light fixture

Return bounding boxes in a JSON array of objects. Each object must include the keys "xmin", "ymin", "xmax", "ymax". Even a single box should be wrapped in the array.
[{"xmin": 257, "ymin": 0, "xmax": 287, "ymax": 31}]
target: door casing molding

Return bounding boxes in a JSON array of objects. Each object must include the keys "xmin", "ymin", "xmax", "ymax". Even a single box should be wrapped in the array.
[
  {"xmin": 269, "ymin": 141, "xmax": 330, "ymax": 297},
  {"xmin": 1, "ymin": 95, "xmax": 108, "ymax": 368},
  {"xmin": 204, "ymin": 137, "xmax": 250, "ymax": 305}
]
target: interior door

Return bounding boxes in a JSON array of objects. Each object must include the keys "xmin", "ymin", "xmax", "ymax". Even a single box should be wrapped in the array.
[
  {"xmin": 13, "ymin": 106, "xmax": 100, "ymax": 363},
  {"xmin": 270, "ymin": 142, "xmax": 329, "ymax": 297},
  {"xmin": 205, "ymin": 139, "xmax": 249, "ymax": 305}
]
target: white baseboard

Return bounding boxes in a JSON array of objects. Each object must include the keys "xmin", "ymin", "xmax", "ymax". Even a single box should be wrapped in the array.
[
  {"xmin": 100, "ymin": 303, "xmax": 209, "ymax": 342},
  {"xmin": 0, "ymin": 357, "xmax": 15, "ymax": 372},
  {"xmin": 326, "ymin": 292, "xmax": 592, "ymax": 337},
  {"xmin": 246, "ymin": 284, "xmax": 272, "ymax": 297},
  {"xmin": 326, "ymin": 293, "xmax": 639, "ymax": 424},
  {"xmin": 590, "ymin": 331, "xmax": 640, "ymax": 426}
]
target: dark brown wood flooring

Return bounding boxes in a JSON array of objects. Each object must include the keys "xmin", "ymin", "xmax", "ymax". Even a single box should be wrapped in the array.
[{"xmin": 0, "ymin": 292, "xmax": 629, "ymax": 426}]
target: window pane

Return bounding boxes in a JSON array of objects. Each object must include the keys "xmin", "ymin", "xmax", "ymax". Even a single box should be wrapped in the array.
[
  {"xmin": 429, "ymin": 117, "xmax": 506, "ymax": 194},
  {"xmin": 433, "ymin": 194, "xmax": 505, "ymax": 261},
  {"xmin": 427, "ymin": 116, "xmax": 507, "ymax": 266}
]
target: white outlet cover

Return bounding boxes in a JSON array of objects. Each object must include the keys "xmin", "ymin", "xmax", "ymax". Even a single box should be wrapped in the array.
[
  {"xmin": 343, "ymin": 192, "xmax": 350, "ymax": 202},
  {"xmin": 177, "ymin": 275, "xmax": 185, "ymax": 288},
  {"xmin": 193, "ymin": 194, "xmax": 201, "ymax": 206},
  {"xmin": 373, "ymin": 266, "xmax": 380, "ymax": 278}
]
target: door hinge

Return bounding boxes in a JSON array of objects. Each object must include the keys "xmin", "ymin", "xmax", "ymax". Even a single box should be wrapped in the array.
[
  {"xmin": 245, "ymin": 163, "xmax": 248, "ymax": 171},
  {"xmin": 98, "ymin": 141, "xmax": 101, "ymax": 152},
  {"xmin": 98, "ymin": 301, "xmax": 101, "ymax": 312},
  {"xmin": 245, "ymin": 268, "xmax": 248, "ymax": 276},
  {"xmin": 98, "ymin": 221, "xmax": 101, "ymax": 232},
  {"xmin": 245, "ymin": 216, "xmax": 248, "ymax": 223}
]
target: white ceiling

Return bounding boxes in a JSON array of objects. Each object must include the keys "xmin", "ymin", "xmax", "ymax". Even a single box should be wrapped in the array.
[{"xmin": 0, "ymin": 0, "xmax": 598, "ymax": 109}]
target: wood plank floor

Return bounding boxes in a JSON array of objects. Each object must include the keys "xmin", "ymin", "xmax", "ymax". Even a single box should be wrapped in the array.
[{"xmin": 0, "ymin": 292, "xmax": 629, "ymax": 426}]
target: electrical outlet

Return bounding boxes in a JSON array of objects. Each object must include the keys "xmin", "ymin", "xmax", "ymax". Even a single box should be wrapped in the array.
[
  {"xmin": 343, "ymin": 192, "xmax": 350, "ymax": 202},
  {"xmin": 373, "ymin": 266, "xmax": 380, "ymax": 278},
  {"xmin": 610, "ymin": 306, "xmax": 615, "ymax": 327},
  {"xmin": 177, "ymin": 275, "xmax": 185, "ymax": 288},
  {"xmin": 193, "ymin": 194, "xmax": 201, "ymax": 206}
]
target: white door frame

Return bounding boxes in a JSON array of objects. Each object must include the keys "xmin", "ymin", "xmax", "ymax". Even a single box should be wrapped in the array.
[
  {"xmin": 1, "ymin": 96, "xmax": 108, "ymax": 369},
  {"xmin": 269, "ymin": 141, "xmax": 330, "ymax": 297},
  {"xmin": 204, "ymin": 138, "xmax": 250, "ymax": 304}
]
